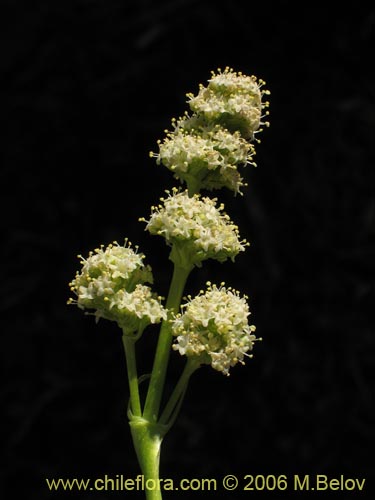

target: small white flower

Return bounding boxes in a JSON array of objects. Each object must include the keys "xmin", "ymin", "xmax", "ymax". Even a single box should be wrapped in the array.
[
  {"xmin": 187, "ymin": 67, "xmax": 270, "ymax": 140},
  {"xmin": 68, "ymin": 240, "xmax": 166, "ymax": 333},
  {"xmin": 172, "ymin": 283, "xmax": 258, "ymax": 375},
  {"xmin": 141, "ymin": 189, "xmax": 248, "ymax": 267}
]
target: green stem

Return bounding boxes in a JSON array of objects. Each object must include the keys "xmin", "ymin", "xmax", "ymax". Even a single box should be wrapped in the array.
[
  {"xmin": 129, "ymin": 418, "xmax": 163, "ymax": 500},
  {"xmin": 122, "ymin": 335, "xmax": 142, "ymax": 417},
  {"xmin": 159, "ymin": 358, "xmax": 199, "ymax": 426},
  {"xmin": 143, "ymin": 264, "xmax": 191, "ymax": 422}
]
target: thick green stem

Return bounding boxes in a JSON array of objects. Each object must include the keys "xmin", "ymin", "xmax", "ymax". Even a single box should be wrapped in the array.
[
  {"xmin": 130, "ymin": 418, "xmax": 163, "ymax": 500},
  {"xmin": 122, "ymin": 335, "xmax": 142, "ymax": 417},
  {"xmin": 143, "ymin": 264, "xmax": 191, "ymax": 422}
]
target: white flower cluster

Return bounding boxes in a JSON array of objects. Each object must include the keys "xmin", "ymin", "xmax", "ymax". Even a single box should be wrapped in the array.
[
  {"xmin": 142, "ymin": 189, "xmax": 248, "ymax": 267},
  {"xmin": 172, "ymin": 283, "xmax": 257, "ymax": 375},
  {"xmin": 187, "ymin": 67, "xmax": 270, "ymax": 140},
  {"xmin": 151, "ymin": 124, "xmax": 255, "ymax": 194},
  {"xmin": 69, "ymin": 241, "xmax": 166, "ymax": 332},
  {"xmin": 109, "ymin": 284, "xmax": 167, "ymax": 332},
  {"xmin": 150, "ymin": 67, "xmax": 269, "ymax": 194}
]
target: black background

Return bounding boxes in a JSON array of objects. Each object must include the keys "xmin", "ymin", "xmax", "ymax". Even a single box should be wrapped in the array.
[{"xmin": 1, "ymin": 1, "xmax": 374, "ymax": 499}]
